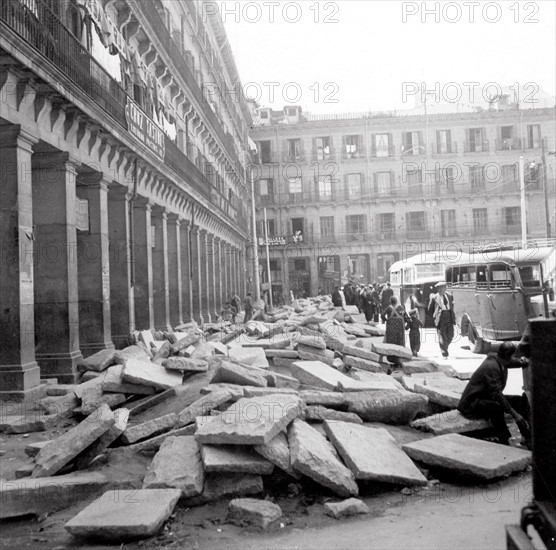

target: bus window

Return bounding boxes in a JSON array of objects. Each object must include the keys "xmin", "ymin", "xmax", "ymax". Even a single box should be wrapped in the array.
[
  {"xmin": 390, "ymin": 271, "xmax": 400, "ymax": 285},
  {"xmin": 459, "ymin": 266, "xmax": 475, "ymax": 287},
  {"xmin": 452, "ymin": 267, "xmax": 460, "ymax": 286},
  {"xmin": 446, "ymin": 267, "xmax": 453, "ymax": 286},
  {"xmin": 518, "ymin": 265, "xmax": 541, "ymax": 288},
  {"xmin": 489, "ymin": 264, "xmax": 513, "ymax": 289},
  {"xmin": 477, "ymin": 265, "xmax": 488, "ymax": 289}
]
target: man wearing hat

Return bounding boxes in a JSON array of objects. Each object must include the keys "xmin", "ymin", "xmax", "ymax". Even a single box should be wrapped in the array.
[{"xmin": 429, "ymin": 281, "xmax": 456, "ymax": 358}]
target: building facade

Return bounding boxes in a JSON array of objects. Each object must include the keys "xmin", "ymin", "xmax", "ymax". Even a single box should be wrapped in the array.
[
  {"xmin": 0, "ymin": 0, "xmax": 253, "ymax": 399},
  {"xmin": 251, "ymin": 105, "xmax": 556, "ymax": 302}
]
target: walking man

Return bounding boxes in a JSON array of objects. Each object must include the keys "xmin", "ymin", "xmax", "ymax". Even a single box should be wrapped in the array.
[
  {"xmin": 243, "ymin": 292, "xmax": 254, "ymax": 323},
  {"xmin": 429, "ymin": 281, "xmax": 456, "ymax": 358}
]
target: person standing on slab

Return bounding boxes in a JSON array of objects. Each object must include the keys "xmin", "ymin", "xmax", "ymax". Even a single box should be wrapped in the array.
[
  {"xmin": 243, "ymin": 292, "xmax": 254, "ymax": 323},
  {"xmin": 429, "ymin": 281, "xmax": 456, "ymax": 358},
  {"xmin": 458, "ymin": 342, "xmax": 531, "ymax": 447}
]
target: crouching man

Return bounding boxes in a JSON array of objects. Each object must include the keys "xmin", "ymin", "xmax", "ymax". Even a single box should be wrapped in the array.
[{"xmin": 457, "ymin": 342, "xmax": 531, "ymax": 447}]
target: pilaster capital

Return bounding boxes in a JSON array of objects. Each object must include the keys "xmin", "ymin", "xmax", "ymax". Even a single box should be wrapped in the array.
[
  {"xmin": 107, "ymin": 182, "xmax": 132, "ymax": 201},
  {"xmin": 0, "ymin": 124, "xmax": 37, "ymax": 151},
  {"xmin": 167, "ymin": 213, "xmax": 181, "ymax": 226},
  {"xmin": 134, "ymin": 196, "xmax": 154, "ymax": 211},
  {"xmin": 31, "ymin": 149, "xmax": 71, "ymax": 171},
  {"xmin": 151, "ymin": 205, "xmax": 168, "ymax": 219}
]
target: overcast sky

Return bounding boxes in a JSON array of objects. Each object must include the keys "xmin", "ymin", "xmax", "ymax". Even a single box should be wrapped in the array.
[{"xmin": 219, "ymin": 0, "xmax": 556, "ymax": 114}]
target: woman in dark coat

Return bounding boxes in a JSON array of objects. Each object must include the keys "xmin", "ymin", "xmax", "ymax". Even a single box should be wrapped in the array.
[
  {"xmin": 362, "ymin": 287, "xmax": 374, "ymax": 322},
  {"xmin": 383, "ymin": 295, "xmax": 410, "ymax": 366}
]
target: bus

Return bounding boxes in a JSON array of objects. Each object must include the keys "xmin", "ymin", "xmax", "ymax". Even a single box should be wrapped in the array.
[
  {"xmin": 446, "ymin": 245, "xmax": 555, "ymax": 344},
  {"xmin": 389, "ymin": 251, "xmax": 445, "ymax": 327}
]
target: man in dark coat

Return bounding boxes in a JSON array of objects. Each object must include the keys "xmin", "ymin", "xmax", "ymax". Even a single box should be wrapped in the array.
[
  {"xmin": 380, "ymin": 283, "xmax": 393, "ymax": 322},
  {"xmin": 429, "ymin": 281, "xmax": 455, "ymax": 358},
  {"xmin": 243, "ymin": 292, "xmax": 254, "ymax": 323},
  {"xmin": 331, "ymin": 285, "xmax": 343, "ymax": 307},
  {"xmin": 458, "ymin": 342, "xmax": 530, "ymax": 446}
]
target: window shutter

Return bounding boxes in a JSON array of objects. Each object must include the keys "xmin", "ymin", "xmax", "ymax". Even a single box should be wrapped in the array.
[
  {"xmin": 388, "ymin": 133, "xmax": 394, "ymax": 156},
  {"xmin": 373, "ymin": 173, "xmax": 378, "ymax": 194},
  {"xmin": 370, "ymin": 135, "xmax": 376, "ymax": 157}
]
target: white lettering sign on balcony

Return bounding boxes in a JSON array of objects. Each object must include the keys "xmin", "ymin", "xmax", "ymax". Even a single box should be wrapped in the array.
[
  {"xmin": 125, "ymin": 99, "xmax": 165, "ymax": 160},
  {"xmin": 258, "ymin": 237, "xmax": 286, "ymax": 246}
]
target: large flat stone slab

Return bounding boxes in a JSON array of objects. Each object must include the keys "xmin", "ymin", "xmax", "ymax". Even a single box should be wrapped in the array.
[
  {"xmin": 297, "ymin": 345, "xmax": 335, "ymax": 366},
  {"xmin": 400, "ymin": 373, "xmax": 450, "ymax": 392},
  {"xmin": 78, "ymin": 349, "xmax": 116, "ymax": 373},
  {"xmin": 254, "ymin": 431, "xmax": 300, "ymax": 479},
  {"xmin": 121, "ymin": 413, "xmax": 177, "ymax": 445},
  {"xmin": 114, "ymin": 345, "xmax": 151, "ymax": 364},
  {"xmin": 289, "ymin": 419, "xmax": 358, "ymax": 497},
  {"xmin": 243, "ymin": 387, "xmax": 299, "ymax": 398},
  {"xmin": 305, "ymin": 406, "xmax": 362, "ymax": 424},
  {"xmin": 170, "ymin": 333, "xmax": 200, "ymax": 354},
  {"xmin": 228, "ymin": 498, "xmax": 282, "ymax": 529},
  {"xmin": 189, "ymin": 474, "xmax": 263, "ymax": 505},
  {"xmin": 32, "ymin": 404, "xmax": 115, "ymax": 477},
  {"xmin": 162, "ymin": 357, "xmax": 208, "ymax": 373},
  {"xmin": 299, "ymin": 390, "xmax": 347, "ymax": 410},
  {"xmin": 345, "ymin": 391, "xmax": 429, "ymax": 425},
  {"xmin": 343, "ymin": 344, "xmax": 380, "ymax": 363},
  {"xmin": 99, "ymin": 365, "xmax": 156, "ymax": 396},
  {"xmin": 402, "ymin": 434, "xmax": 532, "ymax": 480},
  {"xmin": 413, "ymin": 378, "xmax": 467, "ymax": 408},
  {"xmin": 371, "ymin": 342, "xmax": 413, "ymax": 360},
  {"xmin": 265, "ymin": 349, "xmax": 298, "ymax": 358},
  {"xmin": 297, "ymin": 335, "xmax": 327, "ymax": 350},
  {"xmin": 64, "ymin": 488, "xmax": 181, "ymax": 540},
  {"xmin": 195, "ymin": 394, "xmax": 304, "ymax": 445},
  {"xmin": 211, "ymin": 360, "xmax": 268, "ymax": 387},
  {"xmin": 122, "ymin": 358, "xmax": 183, "ymax": 390},
  {"xmin": 291, "ymin": 361, "xmax": 349, "ymax": 391},
  {"xmin": 177, "ymin": 389, "xmax": 237, "ymax": 427},
  {"xmin": 1, "ymin": 473, "xmax": 109, "ymax": 518},
  {"xmin": 344, "ymin": 355, "xmax": 387, "ymax": 374},
  {"xmin": 410, "ymin": 410, "xmax": 492, "ymax": 435},
  {"xmin": 201, "ymin": 445, "xmax": 274, "ymax": 474},
  {"xmin": 228, "ymin": 346, "xmax": 269, "ymax": 368},
  {"xmin": 143, "ymin": 436, "xmax": 204, "ymax": 497},
  {"xmin": 243, "ymin": 335, "xmax": 291, "ymax": 349},
  {"xmin": 324, "ymin": 422, "xmax": 427, "ymax": 486},
  {"xmin": 324, "ymin": 498, "xmax": 369, "ymax": 519}
]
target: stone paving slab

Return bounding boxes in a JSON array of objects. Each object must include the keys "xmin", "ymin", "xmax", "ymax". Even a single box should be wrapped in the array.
[
  {"xmin": 289, "ymin": 419, "xmax": 358, "ymax": 497},
  {"xmin": 122, "ymin": 358, "xmax": 183, "ymax": 390},
  {"xmin": 162, "ymin": 357, "xmax": 208, "ymax": 373},
  {"xmin": 228, "ymin": 498, "xmax": 282, "ymax": 529},
  {"xmin": 211, "ymin": 360, "xmax": 268, "ymax": 387},
  {"xmin": 410, "ymin": 409, "xmax": 492, "ymax": 435},
  {"xmin": 402, "ymin": 433, "xmax": 532, "ymax": 480},
  {"xmin": 291, "ymin": 361, "xmax": 349, "ymax": 391},
  {"xmin": 201, "ymin": 444, "xmax": 274, "ymax": 474},
  {"xmin": 305, "ymin": 406, "xmax": 363, "ymax": 424},
  {"xmin": 265, "ymin": 349, "xmax": 298, "ymax": 358},
  {"xmin": 400, "ymin": 373, "xmax": 450, "ymax": 392},
  {"xmin": 299, "ymin": 390, "xmax": 347, "ymax": 409},
  {"xmin": 143, "ymin": 436, "xmax": 204, "ymax": 497},
  {"xmin": 121, "ymin": 412, "xmax": 177, "ymax": 445},
  {"xmin": 1, "ymin": 472, "xmax": 109, "ymax": 518},
  {"xmin": 343, "ymin": 344, "xmax": 381, "ymax": 363},
  {"xmin": 77, "ymin": 349, "xmax": 115, "ymax": 373},
  {"xmin": 297, "ymin": 347, "xmax": 335, "ymax": 367},
  {"xmin": 32, "ymin": 404, "xmax": 115, "ymax": 477},
  {"xmin": 344, "ymin": 355, "xmax": 386, "ymax": 373},
  {"xmin": 254, "ymin": 431, "xmax": 300, "ymax": 479},
  {"xmin": 324, "ymin": 421, "xmax": 427, "ymax": 486},
  {"xmin": 324, "ymin": 498, "xmax": 369, "ymax": 519},
  {"xmin": 413, "ymin": 378, "xmax": 467, "ymax": 408},
  {"xmin": 228, "ymin": 346, "xmax": 269, "ymax": 369},
  {"xmin": 195, "ymin": 394, "xmax": 304, "ymax": 445},
  {"xmin": 187, "ymin": 474, "xmax": 263, "ymax": 505},
  {"xmin": 177, "ymin": 389, "xmax": 238, "ymax": 428},
  {"xmin": 371, "ymin": 342, "xmax": 413, "ymax": 360},
  {"xmin": 64, "ymin": 488, "xmax": 181, "ymax": 540}
]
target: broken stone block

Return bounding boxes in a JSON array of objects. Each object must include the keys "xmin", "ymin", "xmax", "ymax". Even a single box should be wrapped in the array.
[
  {"xmin": 291, "ymin": 361, "xmax": 351, "ymax": 391},
  {"xmin": 25, "ymin": 440, "xmax": 50, "ymax": 457},
  {"xmin": 245, "ymin": 321, "xmax": 271, "ymax": 337},
  {"xmin": 343, "ymin": 345, "xmax": 380, "ymax": 363},
  {"xmin": 0, "ymin": 413, "xmax": 59, "ymax": 434},
  {"xmin": 1, "ymin": 473, "xmax": 109, "ymax": 519},
  {"xmin": 297, "ymin": 347, "xmax": 335, "ymax": 367},
  {"xmin": 300, "ymin": 390, "xmax": 347, "ymax": 410},
  {"xmin": 265, "ymin": 349, "xmax": 298, "ymax": 358},
  {"xmin": 74, "ymin": 408, "xmax": 130, "ymax": 469},
  {"xmin": 81, "ymin": 371, "xmax": 101, "ymax": 383},
  {"xmin": 305, "ymin": 406, "xmax": 363, "ymax": 424},
  {"xmin": 178, "ymin": 345, "xmax": 196, "ymax": 357},
  {"xmin": 324, "ymin": 422, "xmax": 427, "ymax": 486},
  {"xmin": 177, "ymin": 389, "xmax": 237, "ymax": 427},
  {"xmin": 254, "ymin": 431, "xmax": 300, "ymax": 479},
  {"xmin": 81, "ymin": 390, "xmax": 127, "ymax": 416},
  {"xmin": 324, "ymin": 498, "xmax": 369, "ymax": 519},
  {"xmin": 121, "ymin": 413, "xmax": 177, "ymax": 445},
  {"xmin": 345, "ymin": 391, "xmax": 429, "ymax": 424},
  {"xmin": 400, "ymin": 372, "xmax": 450, "ymax": 392},
  {"xmin": 272, "ymin": 372, "xmax": 301, "ymax": 389},
  {"xmin": 344, "ymin": 355, "xmax": 386, "ymax": 374},
  {"xmin": 211, "ymin": 360, "xmax": 268, "ymax": 387},
  {"xmin": 64, "ymin": 488, "xmax": 181, "ymax": 540},
  {"xmin": 402, "ymin": 433, "xmax": 532, "ymax": 480},
  {"xmin": 341, "ymin": 324, "xmax": 368, "ymax": 338},
  {"xmin": 201, "ymin": 445, "xmax": 274, "ymax": 474},
  {"xmin": 101, "ymin": 365, "xmax": 157, "ymax": 395},
  {"xmin": 365, "ymin": 324, "xmax": 386, "ymax": 337},
  {"xmin": 272, "ymin": 357, "xmax": 296, "ymax": 369},
  {"xmin": 138, "ymin": 330, "xmax": 156, "ymax": 349},
  {"xmin": 151, "ymin": 340, "xmax": 172, "ymax": 361},
  {"xmin": 37, "ymin": 394, "xmax": 79, "ymax": 416},
  {"xmin": 143, "ymin": 436, "xmax": 204, "ymax": 497},
  {"xmin": 297, "ymin": 335, "xmax": 327, "ymax": 350},
  {"xmin": 125, "ymin": 425, "xmax": 196, "ymax": 453},
  {"xmin": 413, "ymin": 379, "xmax": 467, "ymax": 408},
  {"xmin": 228, "ymin": 346, "xmax": 269, "ymax": 369},
  {"xmin": 162, "ymin": 357, "xmax": 208, "ymax": 373},
  {"xmin": 410, "ymin": 410, "xmax": 492, "ymax": 435},
  {"xmin": 127, "ymin": 388, "xmax": 178, "ymax": 417},
  {"xmin": 77, "ymin": 349, "xmax": 116, "ymax": 373},
  {"xmin": 46, "ymin": 384, "xmax": 77, "ymax": 396},
  {"xmin": 32, "ymin": 404, "xmax": 115, "ymax": 478},
  {"xmin": 168, "ymin": 333, "xmax": 200, "ymax": 355},
  {"xmin": 371, "ymin": 342, "xmax": 413, "ymax": 360},
  {"xmin": 402, "ymin": 359, "xmax": 440, "ymax": 375},
  {"xmin": 195, "ymin": 394, "xmax": 304, "ymax": 445},
  {"xmin": 228, "ymin": 498, "xmax": 282, "ymax": 529},
  {"xmin": 243, "ymin": 387, "xmax": 299, "ymax": 398},
  {"xmin": 15, "ymin": 464, "xmax": 34, "ymax": 478},
  {"xmin": 190, "ymin": 474, "xmax": 263, "ymax": 504},
  {"xmin": 289, "ymin": 419, "xmax": 358, "ymax": 497},
  {"xmin": 122, "ymin": 358, "xmax": 183, "ymax": 390},
  {"xmin": 114, "ymin": 345, "xmax": 151, "ymax": 364}
]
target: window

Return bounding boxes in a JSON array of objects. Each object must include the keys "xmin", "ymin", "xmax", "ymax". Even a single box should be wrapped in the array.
[
  {"xmin": 319, "ymin": 255, "xmax": 339, "ymax": 272},
  {"xmin": 259, "ymin": 140, "xmax": 271, "ymax": 163},
  {"xmin": 525, "ymin": 162, "xmax": 540, "ymax": 189},
  {"xmin": 407, "ymin": 211, "xmax": 426, "ymax": 232},
  {"xmin": 288, "ymin": 177, "xmax": 302, "ymax": 194},
  {"xmin": 346, "ymin": 173, "xmax": 363, "ymax": 197},
  {"xmin": 402, "ymin": 131, "xmax": 422, "ymax": 155},
  {"xmin": 441, "ymin": 210, "xmax": 457, "ymax": 237},
  {"xmin": 500, "ymin": 126, "xmax": 515, "ymax": 149},
  {"xmin": 316, "ymin": 137, "xmax": 331, "ymax": 160},
  {"xmin": 405, "ymin": 166, "xmax": 422, "ymax": 193},
  {"xmin": 287, "ymin": 107, "xmax": 297, "ymax": 117},
  {"xmin": 467, "ymin": 128, "xmax": 485, "ymax": 152},
  {"xmin": 258, "ymin": 219, "xmax": 275, "ymax": 237},
  {"xmin": 502, "ymin": 164, "xmax": 517, "ymax": 187},
  {"xmin": 260, "ymin": 111, "xmax": 269, "ymax": 119},
  {"xmin": 318, "ymin": 177, "xmax": 333, "ymax": 201},
  {"xmin": 443, "ymin": 166, "xmax": 456, "ymax": 191},
  {"xmin": 259, "ymin": 178, "xmax": 273, "ymax": 196},
  {"xmin": 345, "ymin": 135, "xmax": 360, "ymax": 158},
  {"xmin": 294, "ymin": 258, "xmax": 307, "ymax": 271},
  {"xmin": 373, "ymin": 134, "xmax": 390, "ymax": 157},
  {"xmin": 469, "ymin": 165, "xmax": 485, "ymax": 189},
  {"xmin": 287, "ymin": 139, "xmax": 301, "ymax": 161},
  {"xmin": 527, "ymin": 124, "xmax": 541, "ymax": 149},
  {"xmin": 519, "ymin": 265, "xmax": 541, "ymax": 288},
  {"xmin": 476, "ymin": 265, "xmax": 488, "ymax": 288},
  {"xmin": 378, "ymin": 213, "xmax": 395, "ymax": 236},
  {"xmin": 320, "ymin": 216, "xmax": 335, "ymax": 238},
  {"xmin": 473, "ymin": 208, "xmax": 488, "ymax": 233},
  {"xmin": 504, "ymin": 206, "xmax": 521, "ymax": 228},
  {"xmin": 490, "ymin": 264, "xmax": 513, "ymax": 288},
  {"xmin": 437, "ymin": 130, "xmax": 452, "ymax": 153},
  {"xmin": 291, "ymin": 218, "xmax": 304, "ymax": 241},
  {"xmin": 375, "ymin": 172, "xmax": 392, "ymax": 195},
  {"xmin": 345, "ymin": 215, "xmax": 366, "ymax": 236}
]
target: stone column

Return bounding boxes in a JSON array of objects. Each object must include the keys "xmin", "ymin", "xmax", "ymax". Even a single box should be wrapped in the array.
[
  {"xmin": 199, "ymin": 229, "xmax": 210, "ymax": 323},
  {"xmin": 151, "ymin": 206, "xmax": 171, "ymax": 331},
  {"xmin": 108, "ymin": 184, "xmax": 134, "ymax": 347},
  {"xmin": 133, "ymin": 197, "xmax": 154, "ymax": 330},
  {"xmin": 221, "ymin": 241, "xmax": 229, "ymax": 305},
  {"xmin": 76, "ymin": 170, "xmax": 113, "ymax": 356},
  {"xmin": 180, "ymin": 220, "xmax": 193, "ymax": 323},
  {"xmin": 214, "ymin": 237, "xmax": 223, "ymax": 314},
  {"xmin": 0, "ymin": 125, "xmax": 41, "ymax": 400},
  {"xmin": 167, "ymin": 214, "xmax": 183, "ymax": 328},
  {"xmin": 208, "ymin": 233, "xmax": 217, "ymax": 320},
  {"xmin": 190, "ymin": 225, "xmax": 203, "ymax": 324},
  {"xmin": 32, "ymin": 150, "xmax": 83, "ymax": 383}
]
